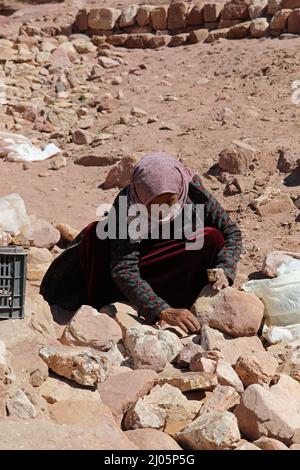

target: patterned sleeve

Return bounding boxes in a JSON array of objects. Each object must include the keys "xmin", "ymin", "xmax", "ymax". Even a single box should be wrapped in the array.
[
  {"xmin": 109, "ymin": 192, "xmax": 170, "ymax": 324},
  {"xmin": 192, "ymin": 175, "xmax": 243, "ymax": 284}
]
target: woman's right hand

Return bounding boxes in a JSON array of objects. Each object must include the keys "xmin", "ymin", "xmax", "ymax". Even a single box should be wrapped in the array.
[{"xmin": 159, "ymin": 308, "xmax": 200, "ymax": 334}]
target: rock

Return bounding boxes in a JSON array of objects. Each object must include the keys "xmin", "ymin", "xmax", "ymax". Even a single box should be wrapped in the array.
[
  {"xmin": 49, "ymin": 399, "xmax": 116, "ymax": 427},
  {"xmin": 90, "ymin": 8, "xmax": 121, "ymax": 30},
  {"xmin": 221, "ymin": 0, "xmax": 251, "ymax": 20},
  {"xmin": 287, "ymin": 8, "xmax": 300, "ymax": 33},
  {"xmin": 200, "ymin": 325, "xmax": 265, "ymax": 366},
  {"xmin": 177, "ymin": 343, "xmax": 204, "ymax": 367},
  {"xmin": 125, "ymin": 428, "xmax": 181, "ymax": 450},
  {"xmin": 0, "ymin": 46, "xmax": 16, "ymax": 62},
  {"xmin": 26, "ymin": 217, "xmax": 60, "ymax": 249},
  {"xmin": 218, "ymin": 140, "xmax": 258, "ymax": 174},
  {"xmin": 0, "ymin": 382, "xmax": 6, "ymax": 417},
  {"xmin": 0, "ymin": 419, "xmax": 138, "ymax": 450},
  {"xmin": 98, "ymin": 57, "xmax": 120, "ymax": 68},
  {"xmin": 76, "ymin": 9, "xmax": 88, "ymax": 31},
  {"xmin": 176, "ymin": 411, "xmax": 240, "ymax": 450},
  {"xmin": 39, "ymin": 345, "xmax": 110, "ymax": 387},
  {"xmin": 188, "ymin": 29, "xmax": 209, "ymax": 44},
  {"xmin": 250, "ymin": 17, "xmax": 270, "ymax": 37},
  {"xmin": 131, "ymin": 106, "xmax": 147, "ymax": 117},
  {"xmin": 234, "ymin": 352, "xmax": 278, "ymax": 387},
  {"xmin": 25, "ymin": 293, "xmax": 57, "ymax": 341},
  {"xmin": 270, "ymin": 9, "xmax": 291, "ymax": 32},
  {"xmin": 168, "ymin": 34, "xmax": 187, "ymax": 47},
  {"xmin": 206, "ymin": 28, "xmax": 229, "ymax": 43},
  {"xmin": 254, "ymin": 436, "xmax": 289, "ymax": 450},
  {"xmin": 39, "ymin": 376, "xmax": 100, "ymax": 404},
  {"xmin": 190, "ymin": 352, "xmax": 218, "ymax": 374},
  {"xmin": 27, "ymin": 247, "xmax": 53, "ymax": 283},
  {"xmin": 290, "ymin": 444, "xmax": 300, "ymax": 449},
  {"xmin": 49, "ymin": 155, "xmax": 67, "ymax": 171},
  {"xmin": 191, "ymin": 286, "xmax": 264, "ymax": 338},
  {"xmin": 123, "ymin": 325, "xmax": 183, "ymax": 372},
  {"xmin": 168, "ymin": 1, "xmax": 189, "ymax": 30},
  {"xmin": 6, "ymin": 389, "xmax": 37, "ymax": 419},
  {"xmin": 156, "ymin": 365, "xmax": 217, "ymax": 392},
  {"xmin": 216, "ymin": 359, "xmax": 244, "ymax": 393},
  {"xmin": 148, "ymin": 35, "xmax": 169, "ymax": 48},
  {"xmin": 262, "ymin": 250, "xmax": 294, "ymax": 277},
  {"xmin": 119, "ymin": 5, "xmax": 139, "ymax": 28},
  {"xmin": 125, "ymin": 384, "xmax": 200, "ymax": 431},
  {"xmin": 100, "ymin": 302, "xmax": 141, "ymax": 333},
  {"xmin": 151, "ymin": 6, "xmax": 168, "ymax": 30},
  {"xmin": 72, "ymin": 39, "xmax": 96, "ymax": 54},
  {"xmin": 137, "ymin": 6, "xmax": 154, "ymax": 26},
  {"xmin": 268, "ymin": 0, "xmax": 283, "ymax": 14},
  {"xmin": 203, "ymin": 3, "xmax": 224, "ymax": 22},
  {"xmin": 72, "ymin": 129, "xmax": 92, "ymax": 145},
  {"xmin": 106, "ymin": 34, "xmax": 128, "ymax": 47},
  {"xmin": 61, "ymin": 305, "xmax": 122, "ymax": 351},
  {"xmin": 187, "ymin": 0, "xmax": 204, "ymax": 25},
  {"xmin": 75, "ymin": 152, "xmax": 120, "ymax": 167},
  {"xmin": 0, "ymin": 232, "xmax": 12, "ymax": 247},
  {"xmin": 199, "ymin": 385, "xmax": 240, "ymax": 416},
  {"xmin": 235, "ymin": 439, "xmax": 261, "ymax": 450},
  {"xmin": 55, "ymin": 223, "xmax": 79, "ymax": 243},
  {"xmin": 249, "ymin": 0, "xmax": 268, "ymax": 18},
  {"xmin": 282, "ymin": 0, "xmax": 300, "ymax": 6},
  {"xmin": 252, "ymin": 189, "xmax": 294, "ymax": 218},
  {"xmin": 235, "ymin": 383, "xmax": 300, "ymax": 445},
  {"xmin": 98, "ymin": 369, "xmax": 157, "ymax": 425},
  {"xmin": 103, "ymin": 155, "xmax": 139, "ymax": 189},
  {"xmin": 280, "ymin": 348, "xmax": 300, "ymax": 383}
]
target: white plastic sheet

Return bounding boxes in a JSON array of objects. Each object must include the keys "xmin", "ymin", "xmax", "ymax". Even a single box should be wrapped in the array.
[
  {"xmin": 243, "ymin": 258, "xmax": 300, "ymax": 343},
  {"xmin": 0, "ymin": 132, "xmax": 61, "ymax": 162},
  {"xmin": 0, "ymin": 193, "xmax": 31, "ymax": 236}
]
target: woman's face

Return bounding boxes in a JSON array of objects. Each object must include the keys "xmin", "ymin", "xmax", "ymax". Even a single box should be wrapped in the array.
[{"xmin": 146, "ymin": 192, "xmax": 179, "ymax": 221}]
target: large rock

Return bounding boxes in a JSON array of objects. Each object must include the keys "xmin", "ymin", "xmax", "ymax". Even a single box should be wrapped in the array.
[
  {"xmin": 125, "ymin": 428, "xmax": 181, "ymax": 450},
  {"xmin": 136, "ymin": 6, "xmax": 154, "ymax": 26},
  {"xmin": 203, "ymin": 3, "xmax": 224, "ymax": 22},
  {"xmin": 191, "ymin": 286, "xmax": 264, "ymax": 338},
  {"xmin": 125, "ymin": 384, "xmax": 200, "ymax": 431},
  {"xmin": 218, "ymin": 140, "xmax": 258, "ymax": 174},
  {"xmin": 261, "ymin": 250, "xmax": 294, "ymax": 277},
  {"xmin": 49, "ymin": 399, "xmax": 116, "ymax": 427},
  {"xmin": 103, "ymin": 156, "xmax": 138, "ymax": 189},
  {"xmin": 98, "ymin": 369, "xmax": 157, "ymax": 425},
  {"xmin": 39, "ymin": 376, "xmax": 101, "ymax": 404},
  {"xmin": 168, "ymin": 1, "xmax": 189, "ymax": 30},
  {"xmin": 254, "ymin": 436, "xmax": 289, "ymax": 450},
  {"xmin": 221, "ymin": 0, "xmax": 251, "ymax": 19},
  {"xmin": 123, "ymin": 325, "xmax": 183, "ymax": 372},
  {"xmin": 151, "ymin": 6, "xmax": 168, "ymax": 30},
  {"xmin": 287, "ymin": 8, "xmax": 300, "ymax": 33},
  {"xmin": 27, "ymin": 247, "xmax": 53, "ymax": 283},
  {"xmin": 199, "ymin": 385, "xmax": 240, "ymax": 416},
  {"xmin": 235, "ymin": 383, "xmax": 300, "ymax": 445},
  {"xmin": 91, "ymin": 8, "xmax": 121, "ymax": 30},
  {"xmin": 249, "ymin": 0, "xmax": 268, "ymax": 18},
  {"xmin": 119, "ymin": 5, "xmax": 139, "ymax": 28},
  {"xmin": 26, "ymin": 217, "xmax": 60, "ymax": 249},
  {"xmin": 270, "ymin": 9, "xmax": 291, "ymax": 32},
  {"xmin": 176, "ymin": 411, "xmax": 240, "ymax": 450},
  {"xmin": 188, "ymin": 29, "xmax": 209, "ymax": 44},
  {"xmin": 61, "ymin": 305, "xmax": 122, "ymax": 351},
  {"xmin": 268, "ymin": 0, "xmax": 283, "ymax": 14},
  {"xmin": 234, "ymin": 351, "xmax": 278, "ymax": 387},
  {"xmin": 25, "ymin": 293, "xmax": 57, "ymax": 341},
  {"xmin": 6, "ymin": 389, "xmax": 37, "ymax": 419},
  {"xmin": 250, "ymin": 17, "xmax": 270, "ymax": 37},
  {"xmin": 0, "ymin": 420, "xmax": 138, "ymax": 450},
  {"xmin": 156, "ymin": 365, "xmax": 217, "ymax": 392},
  {"xmin": 200, "ymin": 325, "xmax": 265, "ymax": 366},
  {"xmin": 55, "ymin": 223, "xmax": 79, "ymax": 243},
  {"xmin": 39, "ymin": 345, "xmax": 110, "ymax": 387},
  {"xmin": 187, "ymin": 0, "xmax": 204, "ymax": 25}
]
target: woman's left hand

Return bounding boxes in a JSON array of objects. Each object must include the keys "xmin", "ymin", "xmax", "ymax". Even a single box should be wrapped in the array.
[{"xmin": 212, "ymin": 269, "xmax": 229, "ymax": 291}]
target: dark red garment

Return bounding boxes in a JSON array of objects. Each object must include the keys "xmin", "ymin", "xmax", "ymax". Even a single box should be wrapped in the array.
[{"xmin": 80, "ymin": 221, "xmax": 225, "ymax": 315}]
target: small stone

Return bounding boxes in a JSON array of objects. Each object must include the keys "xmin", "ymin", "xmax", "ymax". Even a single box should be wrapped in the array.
[
  {"xmin": 103, "ymin": 155, "xmax": 139, "ymax": 189},
  {"xmin": 6, "ymin": 390, "xmax": 37, "ymax": 419},
  {"xmin": 39, "ymin": 345, "xmax": 110, "ymax": 387},
  {"xmin": 98, "ymin": 57, "xmax": 120, "ymax": 68},
  {"xmin": 72, "ymin": 129, "xmax": 93, "ymax": 145},
  {"xmin": 216, "ymin": 359, "xmax": 244, "ymax": 393},
  {"xmin": 49, "ymin": 155, "xmax": 67, "ymax": 170},
  {"xmin": 131, "ymin": 107, "xmax": 147, "ymax": 118},
  {"xmin": 55, "ymin": 223, "xmax": 79, "ymax": 243},
  {"xmin": 176, "ymin": 411, "xmax": 240, "ymax": 450},
  {"xmin": 72, "ymin": 39, "xmax": 97, "ymax": 54},
  {"xmin": 218, "ymin": 140, "xmax": 259, "ymax": 174}
]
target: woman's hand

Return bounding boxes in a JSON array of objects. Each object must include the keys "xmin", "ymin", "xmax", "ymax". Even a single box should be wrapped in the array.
[
  {"xmin": 212, "ymin": 269, "xmax": 229, "ymax": 291},
  {"xmin": 159, "ymin": 308, "xmax": 200, "ymax": 334}
]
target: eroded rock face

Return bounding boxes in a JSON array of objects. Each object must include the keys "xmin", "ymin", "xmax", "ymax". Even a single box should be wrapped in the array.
[
  {"xmin": 191, "ymin": 286, "xmax": 264, "ymax": 338},
  {"xmin": 176, "ymin": 411, "xmax": 241, "ymax": 450},
  {"xmin": 39, "ymin": 345, "xmax": 110, "ymax": 387}
]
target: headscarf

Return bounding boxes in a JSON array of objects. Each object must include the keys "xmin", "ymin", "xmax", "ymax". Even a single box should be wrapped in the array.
[{"xmin": 128, "ymin": 152, "xmax": 195, "ymax": 214}]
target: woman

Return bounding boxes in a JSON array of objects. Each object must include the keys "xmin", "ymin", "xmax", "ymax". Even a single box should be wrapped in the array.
[{"xmin": 41, "ymin": 152, "xmax": 242, "ymax": 334}]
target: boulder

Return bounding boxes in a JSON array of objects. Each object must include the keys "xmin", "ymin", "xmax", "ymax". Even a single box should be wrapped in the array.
[
  {"xmin": 206, "ymin": 28, "xmax": 229, "ymax": 43},
  {"xmin": 254, "ymin": 436, "xmax": 289, "ymax": 450},
  {"xmin": 136, "ymin": 6, "xmax": 154, "ymax": 26},
  {"xmin": 218, "ymin": 140, "xmax": 258, "ymax": 174},
  {"xmin": 287, "ymin": 8, "xmax": 300, "ymax": 33},
  {"xmin": 39, "ymin": 376, "xmax": 101, "ymax": 404},
  {"xmin": 221, "ymin": 0, "xmax": 251, "ymax": 20},
  {"xmin": 125, "ymin": 428, "xmax": 181, "ymax": 450},
  {"xmin": 39, "ymin": 345, "xmax": 110, "ymax": 387},
  {"xmin": 282, "ymin": 0, "xmax": 300, "ymax": 7},
  {"xmin": 103, "ymin": 156, "xmax": 139, "ymax": 189},
  {"xmin": 27, "ymin": 246, "xmax": 53, "ymax": 283},
  {"xmin": 168, "ymin": 1, "xmax": 190, "ymax": 30},
  {"xmin": 176, "ymin": 411, "xmax": 240, "ymax": 450},
  {"xmin": 249, "ymin": 0, "xmax": 268, "ymax": 18},
  {"xmin": 203, "ymin": 3, "xmax": 224, "ymax": 22},
  {"xmin": 234, "ymin": 351, "xmax": 278, "ymax": 387},
  {"xmin": 250, "ymin": 18, "xmax": 270, "ymax": 37},
  {"xmin": 27, "ymin": 217, "xmax": 60, "ymax": 249},
  {"xmin": 98, "ymin": 369, "xmax": 157, "ymax": 425},
  {"xmin": 235, "ymin": 383, "xmax": 300, "ymax": 445},
  {"xmin": 125, "ymin": 384, "xmax": 200, "ymax": 431},
  {"xmin": 75, "ymin": 9, "xmax": 88, "ymax": 32},
  {"xmin": 187, "ymin": 1, "xmax": 204, "ymax": 25},
  {"xmin": 119, "ymin": 5, "xmax": 139, "ymax": 28},
  {"xmin": 61, "ymin": 305, "xmax": 122, "ymax": 351},
  {"xmin": 151, "ymin": 6, "xmax": 168, "ymax": 30},
  {"xmin": 270, "ymin": 9, "xmax": 291, "ymax": 32},
  {"xmin": 191, "ymin": 286, "xmax": 264, "ymax": 338}
]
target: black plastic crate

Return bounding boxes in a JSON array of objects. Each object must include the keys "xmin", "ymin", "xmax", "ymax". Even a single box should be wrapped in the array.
[{"xmin": 0, "ymin": 247, "xmax": 27, "ymax": 319}]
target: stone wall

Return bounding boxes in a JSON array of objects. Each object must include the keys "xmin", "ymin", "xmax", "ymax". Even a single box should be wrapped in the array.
[{"xmin": 72, "ymin": 0, "xmax": 300, "ymax": 47}]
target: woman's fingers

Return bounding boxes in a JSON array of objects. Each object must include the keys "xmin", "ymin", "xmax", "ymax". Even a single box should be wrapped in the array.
[
  {"xmin": 185, "ymin": 311, "xmax": 200, "ymax": 330},
  {"xmin": 177, "ymin": 321, "xmax": 189, "ymax": 334},
  {"xmin": 182, "ymin": 318, "xmax": 198, "ymax": 333}
]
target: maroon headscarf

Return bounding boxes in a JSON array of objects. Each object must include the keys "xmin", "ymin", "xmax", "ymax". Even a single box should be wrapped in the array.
[{"xmin": 128, "ymin": 152, "xmax": 196, "ymax": 212}]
